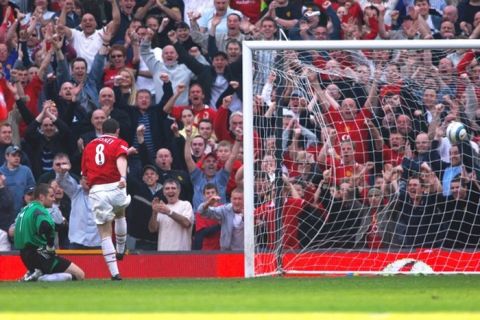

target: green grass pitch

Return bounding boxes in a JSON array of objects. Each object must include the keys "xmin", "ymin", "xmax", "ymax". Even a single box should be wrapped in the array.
[{"xmin": 1, "ymin": 276, "xmax": 480, "ymax": 313}]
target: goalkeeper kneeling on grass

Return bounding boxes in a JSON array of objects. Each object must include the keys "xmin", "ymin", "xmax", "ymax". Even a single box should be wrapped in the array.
[{"xmin": 14, "ymin": 183, "xmax": 85, "ymax": 282}]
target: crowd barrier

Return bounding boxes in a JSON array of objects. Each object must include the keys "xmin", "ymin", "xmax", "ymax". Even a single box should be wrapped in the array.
[{"xmin": 2, "ymin": 249, "xmax": 480, "ymax": 280}]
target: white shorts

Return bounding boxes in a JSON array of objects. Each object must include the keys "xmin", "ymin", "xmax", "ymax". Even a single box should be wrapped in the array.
[
  {"xmin": 0, "ymin": 229, "xmax": 11, "ymax": 251},
  {"xmin": 89, "ymin": 182, "xmax": 131, "ymax": 225}
]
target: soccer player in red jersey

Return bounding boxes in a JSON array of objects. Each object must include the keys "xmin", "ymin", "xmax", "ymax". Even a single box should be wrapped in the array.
[{"xmin": 81, "ymin": 119, "xmax": 131, "ymax": 280}]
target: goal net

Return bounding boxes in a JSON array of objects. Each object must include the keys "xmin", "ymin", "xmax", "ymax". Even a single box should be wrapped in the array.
[{"xmin": 242, "ymin": 40, "xmax": 480, "ymax": 277}]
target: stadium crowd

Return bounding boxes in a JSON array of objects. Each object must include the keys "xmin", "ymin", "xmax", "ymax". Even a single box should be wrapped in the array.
[{"xmin": 0, "ymin": 0, "xmax": 480, "ymax": 253}]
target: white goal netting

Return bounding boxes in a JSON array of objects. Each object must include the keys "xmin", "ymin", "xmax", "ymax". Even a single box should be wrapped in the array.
[{"xmin": 243, "ymin": 41, "xmax": 480, "ymax": 277}]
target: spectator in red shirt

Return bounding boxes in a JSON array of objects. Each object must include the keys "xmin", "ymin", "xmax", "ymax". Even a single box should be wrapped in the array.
[
  {"xmin": 358, "ymin": 187, "xmax": 385, "ymax": 249},
  {"xmin": 230, "ymin": 0, "xmax": 261, "ymax": 23},
  {"xmin": 254, "ymin": 176, "xmax": 304, "ymax": 250},
  {"xmin": 164, "ymin": 82, "xmax": 217, "ymax": 127},
  {"xmin": 193, "ymin": 183, "xmax": 221, "ymax": 250},
  {"xmin": 14, "ymin": 49, "xmax": 53, "ymax": 138},
  {"xmin": 310, "ymin": 68, "xmax": 381, "ymax": 164},
  {"xmin": 342, "ymin": 5, "xmax": 379, "ymax": 40},
  {"xmin": 215, "ymin": 95, "xmax": 262, "ymax": 157},
  {"xmin": 293, "ymin": 151, "xmax": 321, "ymax": 204},
  {"xmin": 383, "ymin": 130, "xmax": 407, "ymax": 167},
  {"xmin": 318, "ymin": 137, "xmax": 374, "ymax": 188},
  {"xmin": 103, "ymin": 45, "xmax": 139, "ymax": 88}
]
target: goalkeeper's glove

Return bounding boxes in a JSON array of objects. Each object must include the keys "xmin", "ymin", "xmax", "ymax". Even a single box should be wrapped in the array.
[{"xmin": 37, "ymin": 245, "xmax": 56, "ymax": 259}]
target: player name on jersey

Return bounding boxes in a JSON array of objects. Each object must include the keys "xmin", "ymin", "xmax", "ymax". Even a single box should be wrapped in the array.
[{"xmin": 82, "ymin": 135, "xmax": 129, "ymax": 186}]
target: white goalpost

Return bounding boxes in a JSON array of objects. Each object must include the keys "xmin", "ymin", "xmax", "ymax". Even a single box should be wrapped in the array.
[{"xmin": 243, "ymin": 40, "xmax": 480, "ymax": 278}]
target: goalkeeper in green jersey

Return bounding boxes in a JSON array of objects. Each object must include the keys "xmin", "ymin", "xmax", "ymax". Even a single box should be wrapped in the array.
[{"xmin": 14, "ymin": 184, "xmax": 85, "ymax": 282}]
